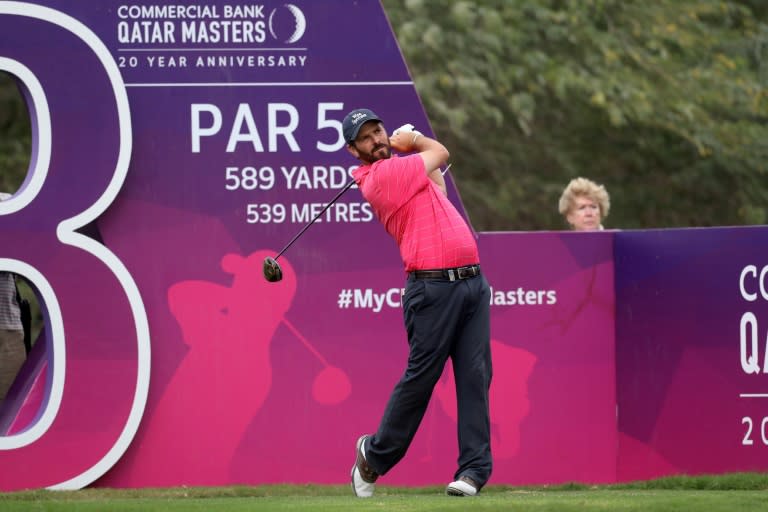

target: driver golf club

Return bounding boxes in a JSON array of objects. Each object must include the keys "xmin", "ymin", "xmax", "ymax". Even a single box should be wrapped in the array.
[
  {"xmin": 262, "ymin": 164, "xmax": 451, "ymax": 282},
  {"xmin": 263, "ymin": 178, "xmax": 356, "ymax": 282}
]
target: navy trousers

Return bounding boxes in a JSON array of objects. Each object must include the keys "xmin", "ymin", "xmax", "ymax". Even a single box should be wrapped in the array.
[{"xmin": 366, "ymin": 272, "xmax": 493, "ymax": 487}]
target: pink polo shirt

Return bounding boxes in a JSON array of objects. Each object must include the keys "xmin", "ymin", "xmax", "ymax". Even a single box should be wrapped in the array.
[{"xmin": 352, "ymin": 154, "xmax": 479, "ymax": 272}]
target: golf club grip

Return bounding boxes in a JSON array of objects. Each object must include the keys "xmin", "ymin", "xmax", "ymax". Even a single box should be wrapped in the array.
[{"xmin": 274, "ymin": 178, "xmax": 357, "ymax": 259}]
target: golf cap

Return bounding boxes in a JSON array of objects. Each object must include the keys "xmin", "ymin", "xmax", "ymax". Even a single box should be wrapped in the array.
[{"xmin": 342, "ymin": 108, "xmax": 382, "ymax": 144}]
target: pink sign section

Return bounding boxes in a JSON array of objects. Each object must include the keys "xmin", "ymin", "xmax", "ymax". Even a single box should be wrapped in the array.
[{"xmin": 95, "ymin": 224, "xmax": 617, "ymax": 487}]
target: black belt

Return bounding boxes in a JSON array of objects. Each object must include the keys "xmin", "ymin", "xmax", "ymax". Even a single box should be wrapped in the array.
[{"xmin": 411, "ymin": 264, "xmax": 481, "ymax": 281}]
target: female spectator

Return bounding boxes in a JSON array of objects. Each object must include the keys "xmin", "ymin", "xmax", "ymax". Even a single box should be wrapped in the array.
[{"xmin": 558, "ymin": 177, "xmax": 610, "ymax": 231}]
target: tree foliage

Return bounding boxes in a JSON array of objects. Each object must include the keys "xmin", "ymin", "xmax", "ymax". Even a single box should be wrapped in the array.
[
  {"xmin": 382, "ymin": 0, "xmax": 768, "ymax": 230},
  {"xmin": 0, "ymin": 71, "xmax": 30, "ymax": 195}
]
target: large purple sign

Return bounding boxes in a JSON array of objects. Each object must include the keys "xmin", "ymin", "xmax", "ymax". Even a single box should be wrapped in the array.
[
  {"xmin": 0, "ymin": 0, "xmax": 616, "ymax": 489},
  {"xmin": 4, "ymin": 0, "xmax": 762, "ymax": 492}
]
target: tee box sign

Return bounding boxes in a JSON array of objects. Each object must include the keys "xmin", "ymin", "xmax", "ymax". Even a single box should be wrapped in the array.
[{"xmin": 0, "ymin": 1, "xmax": 618, "ymax": 489}]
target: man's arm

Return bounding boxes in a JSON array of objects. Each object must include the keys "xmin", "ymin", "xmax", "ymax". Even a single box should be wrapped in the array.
[{"xmin": 390, "ymin": 131, "xmax": 449, "ymax": 195}]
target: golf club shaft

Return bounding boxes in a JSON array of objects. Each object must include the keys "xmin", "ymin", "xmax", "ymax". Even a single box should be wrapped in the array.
[{"xmin": 274, "ymin": 178, "xmax": 356, "ymax": 260}]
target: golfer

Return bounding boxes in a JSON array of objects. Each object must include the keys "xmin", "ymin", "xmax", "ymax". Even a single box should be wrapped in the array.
[{"xmin": 344, "ymin": 108, "xmax": 492, "ymax": 497}]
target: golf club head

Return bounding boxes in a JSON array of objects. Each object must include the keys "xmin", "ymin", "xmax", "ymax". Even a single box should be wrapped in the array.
[{"xmin": 263, "ymin": 257, "xmax": 283, "ymax": 282}]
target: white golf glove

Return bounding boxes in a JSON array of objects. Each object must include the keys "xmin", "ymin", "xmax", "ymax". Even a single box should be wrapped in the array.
[
  {"xmin": 393, "ymin": 123, "xmax": 423, "ymax": 150},
  {"xmin": 393, "ymin": 123, "xmax": 416, "ymax": 135}
]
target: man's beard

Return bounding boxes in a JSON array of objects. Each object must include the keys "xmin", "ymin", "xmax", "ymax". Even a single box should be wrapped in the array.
[{"xmin": 358, "ymin": 143, "xmax": 391, "ymax": 164}]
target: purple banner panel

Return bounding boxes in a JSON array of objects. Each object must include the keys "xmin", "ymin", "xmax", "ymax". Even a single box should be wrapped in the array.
[
  {"xmin": 615, "ymin": 226, "xmax": 768, "ymax": 481},
  {"xmin": 0, "ymin": 1, "xmax": 148, "ymax": 490},
  {"xmin": 0, "ymin": 0, "xmax": 616, "ymax": 489}
]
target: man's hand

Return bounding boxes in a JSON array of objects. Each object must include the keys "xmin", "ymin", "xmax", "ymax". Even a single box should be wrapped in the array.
[
  {"xmin": 390, "ymin": 123, "xmax": 422, "ymax": 153},
  {"xmin": 389, "ymin": 123, "xmax": 450, "ymax": 195},
  {"xmin": 392, "ymin": 123, "xmax": 415, "ymax": 135}
]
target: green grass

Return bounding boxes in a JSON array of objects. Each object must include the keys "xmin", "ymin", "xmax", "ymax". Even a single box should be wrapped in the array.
[{"xmin": 2, "ymin": 473, "xmax": 768, "ymax": 511}]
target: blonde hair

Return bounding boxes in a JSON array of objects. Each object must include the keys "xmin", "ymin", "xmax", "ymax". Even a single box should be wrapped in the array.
[{"xmin": 558, "ymin": 177, "xmax": 610, "ymax": 218}]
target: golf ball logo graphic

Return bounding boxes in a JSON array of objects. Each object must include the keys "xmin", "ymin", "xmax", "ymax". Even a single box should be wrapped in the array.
[{"xmin": 269, "ymin": 4, "xmax": 306, "ymax": 43}]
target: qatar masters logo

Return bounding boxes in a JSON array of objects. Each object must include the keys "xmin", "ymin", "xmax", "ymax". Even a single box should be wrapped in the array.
[{"xmin": 268, "ymin": 3, "xmax": 306, "ymax": 44}]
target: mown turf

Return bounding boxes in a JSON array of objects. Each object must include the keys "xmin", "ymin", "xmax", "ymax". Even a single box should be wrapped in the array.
[{"xmin": 2, "ymin": 473, "xmax": 768, "ymax": 511}]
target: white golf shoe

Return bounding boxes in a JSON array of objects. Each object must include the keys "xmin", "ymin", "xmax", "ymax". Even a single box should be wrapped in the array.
[
  {"xmin": 351, "ymin": 434, "xmax": 378, "ymax": 498},
  {"xmin": 446, "ymin": 475, "xmax": 479, "ymax": 496}
]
